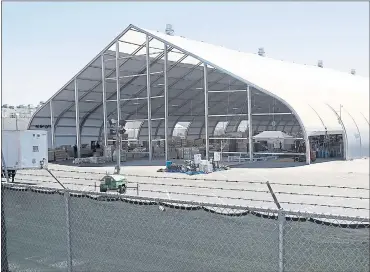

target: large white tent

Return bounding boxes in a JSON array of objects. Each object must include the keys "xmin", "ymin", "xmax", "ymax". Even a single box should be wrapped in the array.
[{"xmin": 28, "ymin": 24, "xmax": 369, "ymax": 164}]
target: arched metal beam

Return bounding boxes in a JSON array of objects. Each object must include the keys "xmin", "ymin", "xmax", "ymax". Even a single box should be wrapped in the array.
[
  {"xmin": 360, "ymin": 112, "xmax": 370, "ymax": 126},
  {"xmin": 126, "ymin": 61, "xmax": 204, "ymax": 120},
  {"xmin": 325, "ymin": 103, "xmax": 348, "ymax": 160},
  {"xmin": 55, "ymin": 30, "xmax": 150, "ymax": 133},
  {"xmin": 155, "ymin": 73, "xmax": 232, "ymax": 137},
  {"xmin": 122, "ymin": 56, "xmax": 194, "ymax": 121},
  {"xmin": 308, "ymin": 104, "xmax": 327, "ymax": 132},
  {"xmin": 80, "ymin": 44, "xmax": 174, "ymax": 132},
  {"xmin": 27, "ymin": 24, "xmax": 134, "ymax": 130},
  {"xmin": 96, "ymin": 53, "xmax": 188, "ymax": 140},
  {"xmin": 342, "ymin": 106, "xmax": 362, "ymax": 158},
  {"xmin": 170, "ymin": 76, "xmax": 237, "ymax": 129},
  {"xmin": 289, "ymin": 122, "xmax": 300, "ymax": 134}
]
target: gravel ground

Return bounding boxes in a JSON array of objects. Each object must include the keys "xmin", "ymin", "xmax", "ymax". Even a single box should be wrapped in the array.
[{"xmin": 12, "ymin": 158, "xmax": 370, "ymax": 219}]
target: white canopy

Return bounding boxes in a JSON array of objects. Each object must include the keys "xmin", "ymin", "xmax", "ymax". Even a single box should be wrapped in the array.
[{"xmin": 253, "ymin": 131, "xmax": 293, "ymax": 141}]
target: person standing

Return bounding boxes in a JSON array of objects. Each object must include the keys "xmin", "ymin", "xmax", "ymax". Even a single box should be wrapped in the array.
[{"xmin": 73, "ymin": 144, "xmax": 77, "ymax": 158}]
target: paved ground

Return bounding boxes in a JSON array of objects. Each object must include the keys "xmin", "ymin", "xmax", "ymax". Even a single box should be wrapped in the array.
[
  {"xmin": 13, "ymin": 158, "xmax": 370, "ymax": 219},
  {"xmin": 3, "ymin": 188, "xmax": 369, "ymax": 272}
]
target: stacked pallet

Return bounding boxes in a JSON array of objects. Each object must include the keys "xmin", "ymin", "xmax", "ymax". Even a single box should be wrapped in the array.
[
  {"xmin": 186, "ymin": 139, "xmax": 194, "ymax": 147},
  {"xmin": 122, "ymin": 134, "xmax": 129, "ymax": 152},
  {"xmin": 104, "ymin": 145, "xmax": 113, "ymax": 158},
  {"xmin": 176, "ymin": 148, "xmax": 184, "ymax": 159},
  {"xmin": 154, "ymin": 146, "xmax": 165, "ymax": 158},
  {"xmin": 173, "ymin": 137, "xmax": 182, "ymax": 147},
  {"xmin": 55, "ymin": 149, "xmax": 68, "ymax": 161},
  {"xmin": 236, "ymin": 140, "xmax": 248, "ymax": 152},
  {"xmin": 181, "ymin": 139, "xmax": 187, "ymax": 147},
  {"xmin": 168, "ymin": 148, "xmax": 177, "ymax": 159},
  {"xmin": 168, "ymin": 139, "xmax": 175, "ymax": 148},
  {"xmin": 48, "ymin": 150, "xmax": 55, "ymax": 162},
  {"xmin": 112, "ymin": 149, "xmax": 127, "ymax": 162},
  {"xmin": 221, "ymin": 142, "xmax": 229, "ymax": 152},
  {"xmin": 159, "ymin": 140, "xmax": 165, "ymax": 148},
  {"xmin": 183, "ymin": 147, "xmax": 192, "ymax": 160}
]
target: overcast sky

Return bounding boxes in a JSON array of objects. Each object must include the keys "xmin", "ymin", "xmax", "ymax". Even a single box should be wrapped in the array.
[{"xmin": 2, "ymin": 1, "xmax": 369, "ymax": 106}]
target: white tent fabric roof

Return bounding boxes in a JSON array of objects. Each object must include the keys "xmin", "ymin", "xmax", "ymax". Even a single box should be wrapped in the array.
[{"xmin": 141, "ymin": 27, "xmax": 369, "ymax": 158}]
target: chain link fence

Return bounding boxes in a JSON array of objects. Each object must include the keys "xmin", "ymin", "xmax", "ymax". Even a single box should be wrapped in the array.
[{"xmin": 1, "ymin": 182, "xmax": 369, "ymax": 272}]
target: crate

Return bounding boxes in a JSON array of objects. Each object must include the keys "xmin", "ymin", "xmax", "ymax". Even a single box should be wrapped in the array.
[
  {"xmin": 55, "ymin": 149, "xmax": 68, "ymax": 161},
  {"xmin": 48, "ymin": 150, "xmax": 55, "ymax": 162},
  {"xmin": 194, "ymin": 138, "xmax": 204, "ymax": 146},
  {"xmin": 176, "ymin": 148, "xmax": 184, "ymax": 159}
]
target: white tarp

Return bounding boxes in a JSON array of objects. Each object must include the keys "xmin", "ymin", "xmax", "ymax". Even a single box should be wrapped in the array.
[
  {"xmin": 253, "ymin": 130, "xmax": 295, "ymax": 148},
  {"xmin": 253, "ymin": 131, "xmax": 293, "ymax": 141}
]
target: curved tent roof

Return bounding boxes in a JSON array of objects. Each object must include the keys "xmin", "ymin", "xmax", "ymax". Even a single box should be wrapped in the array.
[
  {"xmin": 142, "ymin": 27, "xmax": 369, "ymax": 159},
  {"xmin": 29, "ymin": 24, "xmax": 369, "ymax": 159}
]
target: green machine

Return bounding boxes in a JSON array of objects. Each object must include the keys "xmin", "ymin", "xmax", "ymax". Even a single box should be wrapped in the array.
[{"xmin": 99, "ymin": 174, "xmax": 127, "ymax": 194}]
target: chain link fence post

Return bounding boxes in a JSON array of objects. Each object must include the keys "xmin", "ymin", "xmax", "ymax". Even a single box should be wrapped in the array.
[
  {"xmin": 64, "ymin": 191, "xmax": 72, "ymax": 272},
  {"xmin": 1, "ymin": 186, "xmax": 9, "ymax": 272},
  {"xmin": 278, "ymin": 208, "xmax": 285, "ymax": 272}
]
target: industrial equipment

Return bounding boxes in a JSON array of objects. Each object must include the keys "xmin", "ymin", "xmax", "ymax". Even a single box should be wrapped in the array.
[
  {"xmin": 99, "ymin": 174, "xmax": 127, "ymax": 193},
  {"xmin": 1, "ymin": 130, "xmax": 48, "ymax": 182}
]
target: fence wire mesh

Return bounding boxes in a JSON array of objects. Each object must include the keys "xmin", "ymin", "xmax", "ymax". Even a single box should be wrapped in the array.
[
  {"xmin": 1, "ymin": 183, "xmax": 369, "ymax": 272},
  {"xmin": 283, "ymin": 211, "xmax": 370, "ymax": 272}
]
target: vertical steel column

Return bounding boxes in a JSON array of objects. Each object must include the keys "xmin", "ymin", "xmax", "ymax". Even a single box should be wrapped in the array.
[
  {"xmin": 305, "ymin": 137, "xmax": 311, "ymax": 165},
  {"xmin": 50, "ymin": 100, "xmax": 55, "ymax": 149},
  {"xmin": 1, "ymin": 151, "xmax": 9, "ymax": 182},
  {"xmin": 115, "ymin": 41, "xmax": 121, "ymax": 173},
  {"xmin": 64, "ymin": 191, "xmax": 72, "ymax": 272},
  {"xmin": 204, "ymin": 64, "xmax": 209, "ymax": 160},
  {"xmin": 101, "ymin": 54, "xmax": 108, "ymax": 148},
  {"xmin": 164, "ymin": 43, "xmax": 169, "ymax": 161},
  {"xmin": 247, "ymin": 85, "xmax": 253, "ymax": 161},
  {"xmin": 74, "ymin": 79, "xmax": 81, "ymax": 158},
  {"xmin": 15, "ymin": 114, "xmax": 18, "ymax": 131},
  {"xmin": 146, "ymin": 35, "xmax": 152, "ymax": 161},
  {"xmin": 278, "ymin": 209, "xmax": 285, "ymax": 272}
]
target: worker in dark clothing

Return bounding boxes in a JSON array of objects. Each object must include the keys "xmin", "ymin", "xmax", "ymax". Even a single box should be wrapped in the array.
[
  {"xmin": 279, "ymin": 141, "xmax": 282, "ymax": 151},
  {"xmin": 73, "ymin": 145, "xmax": 77, "ymax": 158}
]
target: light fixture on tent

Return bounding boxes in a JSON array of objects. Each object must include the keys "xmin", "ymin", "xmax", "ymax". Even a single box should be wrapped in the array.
[
  {"xmin": 258, "ymin": 48, "xmax": 265, "ymax": 57},
  {"xmin": 165, "ymin": 24, "xmax": 174, "ymax": 36},
  {"xmin": 318, "ymin": 60, "xmax": 323, "ymax": 68},
  {"xmin": 351, "ymin": 69, "xmax": 356, "ymax": 75}
]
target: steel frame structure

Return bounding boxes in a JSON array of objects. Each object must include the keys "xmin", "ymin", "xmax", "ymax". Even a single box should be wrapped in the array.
[{"xmin": 30, "ymin": 24, "xmax": 370, "ymax": 164}]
